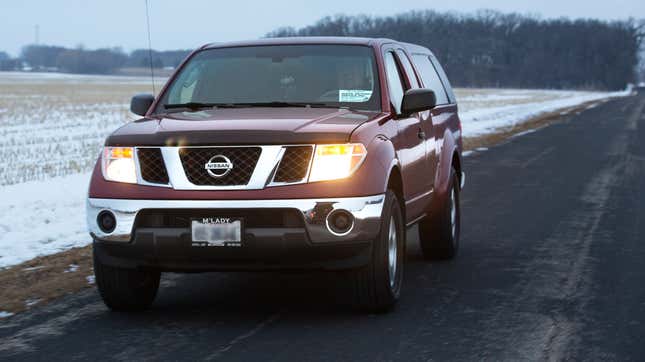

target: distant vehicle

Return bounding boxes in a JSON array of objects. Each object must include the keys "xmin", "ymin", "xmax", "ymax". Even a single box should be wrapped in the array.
[{"xmin": 87, "ymin": 37, "xmax": 465, "ymax": 312}]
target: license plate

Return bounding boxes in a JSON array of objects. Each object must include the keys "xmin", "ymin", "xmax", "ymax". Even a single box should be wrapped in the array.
[{"xmin": 191, "ymin": 217, "xmax": 242, "ymax": 247}]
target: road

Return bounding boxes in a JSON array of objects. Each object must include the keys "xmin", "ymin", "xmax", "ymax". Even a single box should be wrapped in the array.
[{"xmin": 1, "ymin": 93, "xmax": 645, "ymax": 361}]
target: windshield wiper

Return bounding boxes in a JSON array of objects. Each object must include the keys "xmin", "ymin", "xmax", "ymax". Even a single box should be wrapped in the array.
[
  {"xmin": 162, "ymin": 101, "xmax": 340, "ymax": 114},
  {"xmin": 232, "ymin": 101, "xmax": 338, "ymax": 108},
  {"xmin": 163, "ymin": 102, "xmax": 236, "ymax": 111}
]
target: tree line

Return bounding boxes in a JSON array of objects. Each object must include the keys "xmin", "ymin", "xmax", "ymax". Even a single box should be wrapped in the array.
[
  {"xmin": 0, "ymin": 45, "xmax": 191, "ymax": 74},
  {"xmin": 268, "ymin": 10, "xmax": 643, "ymax": 90},
  {"xmin": 1, "ymin": 10, "xmax": 642, "ymax": 89}
]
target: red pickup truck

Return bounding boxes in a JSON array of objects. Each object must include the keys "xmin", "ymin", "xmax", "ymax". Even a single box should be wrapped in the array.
[{"xmin": 87, "ymin": 37, "xmax": 464, "ymax": 312}]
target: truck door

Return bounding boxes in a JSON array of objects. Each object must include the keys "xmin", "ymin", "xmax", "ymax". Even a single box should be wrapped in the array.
[
  {"xmin": 396, "ymin": 49, "xmax": 436, "ymax": 196},
  {"xmin": 382, "ymin": 48, "xmax": 429, "ymax": 220},
  {"xmin": 412, "ymin": 53, "xmax": 456, "ymax": 193}
]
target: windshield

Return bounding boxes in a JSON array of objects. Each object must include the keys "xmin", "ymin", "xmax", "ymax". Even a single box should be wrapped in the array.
[{"xmin": 156, "ymin": 45, "xmax": 381, "ymax": 113}]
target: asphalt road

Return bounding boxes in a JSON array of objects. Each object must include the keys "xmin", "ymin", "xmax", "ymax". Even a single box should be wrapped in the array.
[{"xmin": 2, "ymin": 93, "xmax": 645, "ymax": 361}]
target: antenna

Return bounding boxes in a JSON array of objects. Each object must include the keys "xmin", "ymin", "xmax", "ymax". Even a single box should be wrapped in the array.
[{"xmin": 144, "ymin": 0, "xmax": 156, "ymax": 95}]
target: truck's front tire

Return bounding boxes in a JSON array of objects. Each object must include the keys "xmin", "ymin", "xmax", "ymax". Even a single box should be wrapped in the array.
[
  {"xmin": 93, "ymin": 249, "xmax": 160, "ymax": 312},
  {"xmin": 349, "ymin": 190, "xmax": 404, "ymax": 312},
  {"xmin": 419, "ymin": 166, "xmax": 461, "ymax": 260}
]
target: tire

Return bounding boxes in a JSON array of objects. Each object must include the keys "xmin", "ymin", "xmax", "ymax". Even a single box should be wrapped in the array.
[
  {"xmin": 349, "ymin": 190, "xmax": 405, "ymax": 312},
  {"xmin": 93, "ymin": 249, "xmax": 160, "ymax": 312},
  {"xmin": 419, "ymin": 166, "xmax": 461, "ymax": 260}
]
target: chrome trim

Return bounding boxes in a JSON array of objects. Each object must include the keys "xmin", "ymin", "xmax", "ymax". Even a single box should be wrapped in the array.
[
  {"xmin": 325, "ymin": 210, "xmax": 355, "ymax": 237},
  {"xmin": 405, "ymin": 189, "xmax": 433, "ymax": 206},
  {"xmin": 265, "ymin": 146, "xmax": 287, "ymax": 187},
  {"xmin": 204, "ymin": 154, "xmax": 233, "ymax": 178},
  {"xmin": 406, "ymin": 213, "xmax": 427, "ymax": 227},
  {"xmin": 161, "ymin": 145, "xmax": 284, "ymax": 190},
  {"xmin": 87, "ymin": 194, "xmax": 385, "ymax": 244}
]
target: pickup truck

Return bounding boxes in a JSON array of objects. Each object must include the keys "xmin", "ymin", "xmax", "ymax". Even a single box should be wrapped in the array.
[{"xmin": 87, "ymin": 37, "xmax": 465, "ymax": 312}]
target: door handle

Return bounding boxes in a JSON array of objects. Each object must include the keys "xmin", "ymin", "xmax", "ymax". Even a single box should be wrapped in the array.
[{"xmin": 418, "ymin": 129, "xmax": 426, "ymax": 140}]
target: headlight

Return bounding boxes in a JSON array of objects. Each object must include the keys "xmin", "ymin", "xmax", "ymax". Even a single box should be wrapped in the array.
[
  {"xmin": 308, "ymin": 143, "xmax": 367, "ymax": 182},
  {"xmin": 102, "ymin": 147, "xmax": 137, "ymax": 183}
]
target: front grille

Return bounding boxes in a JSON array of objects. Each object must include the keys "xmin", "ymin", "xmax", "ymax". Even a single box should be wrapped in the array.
[
  {"xmin": 273, "ymin": 146, "xmax": 313, "ymax": 183},
  {"xmin": 137, "ymin": 148, "xmax": 169, "ymax": 184},
  {"xmin": 179, "ymin": 147, "xmax": 261, "ymax": 186}
]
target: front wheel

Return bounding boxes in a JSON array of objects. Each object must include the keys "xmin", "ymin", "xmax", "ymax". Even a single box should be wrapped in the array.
[
  {"xmin": 348, "ymin": 190, "xmax": 405, "ymax": 312},
  {"xmin": 93, "ymin": 248, "xmax": 160, "ymax": 312}
]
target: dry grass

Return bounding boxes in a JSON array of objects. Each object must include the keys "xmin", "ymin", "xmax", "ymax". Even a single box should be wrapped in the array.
[{"xmin": 0, "ymin": 245, "xmax": 93, "ymax": 314}]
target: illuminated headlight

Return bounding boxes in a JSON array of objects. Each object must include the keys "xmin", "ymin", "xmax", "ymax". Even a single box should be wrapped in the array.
[
  {"xmin": 102, "ymin": 147, "xmax": 137, "ymax": 183},
  {"xmin": 308, "ymin": 143, "xmax": 367, "ymax": 182}
]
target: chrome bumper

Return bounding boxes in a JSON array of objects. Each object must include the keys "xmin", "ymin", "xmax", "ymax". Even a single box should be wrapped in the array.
[{"xmin": 87, "ymin": 194, "xmax": 385, "ymax": 244}]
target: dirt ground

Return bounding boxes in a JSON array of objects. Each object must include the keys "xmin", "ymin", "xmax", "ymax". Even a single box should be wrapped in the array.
[
  {"xmin": 0, "ymin": 245, "xmax": 93, "ymax": 314},
  {"xmin": 0, "ymin": 98, "xmax": 605, "ymax": 316}
]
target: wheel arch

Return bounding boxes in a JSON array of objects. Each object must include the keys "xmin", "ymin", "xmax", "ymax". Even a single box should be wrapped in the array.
[
  {"xmin": 435, "ymin": 129, "xmax": 462, "ymax": 196},
  {"xmin": 387, "ymin": 163, "xmax": 404, "ymax": 202},
  {"xmin": 451, "ymin": 150, "xmax": 463, "ymax": 189},
  {"xmin": 368, "ymin": 135, "xmax": 406, "ymax": 219}
]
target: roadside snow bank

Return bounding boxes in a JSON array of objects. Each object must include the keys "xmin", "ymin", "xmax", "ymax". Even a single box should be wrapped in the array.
[
  {"xmin": 0, "ymin": 173, "xmax": 91, "ymax": 268},
  {"xmin": 458, "ymin": 88, "xmax": 631, "ymax": 137}
]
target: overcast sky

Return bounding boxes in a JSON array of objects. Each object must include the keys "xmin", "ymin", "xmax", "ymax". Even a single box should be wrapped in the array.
[{"xmin": 1, "ymin": 0, "xmax": 643, "ymax": 56}]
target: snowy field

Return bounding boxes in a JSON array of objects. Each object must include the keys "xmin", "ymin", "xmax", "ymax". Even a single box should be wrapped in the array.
[
  {"xmin": 0, "ymin": 71, "xmax": 631, "ymax": 268},
  {"xmin": 457, "ymin": 88, "xmax": 630, "ymax": 137}
]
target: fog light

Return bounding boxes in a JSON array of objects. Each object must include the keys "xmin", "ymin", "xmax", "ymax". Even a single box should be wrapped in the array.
[
  {"xmin": 97, "ymin": 211, "xmax": 117, "ymax": 233},
  {"xmin": 326, "ymin": 210, "xmax": 354, "ymax": 236}
]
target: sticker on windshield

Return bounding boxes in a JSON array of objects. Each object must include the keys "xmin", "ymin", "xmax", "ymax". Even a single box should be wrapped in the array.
[{"xmin": 339, "ymin": 90, "xmax": 373, "ymax": 102}]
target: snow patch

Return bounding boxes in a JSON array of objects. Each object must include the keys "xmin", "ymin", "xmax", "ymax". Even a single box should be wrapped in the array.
[
  {"xmin": 25, "ymin": 298, "xmax": 42, "ymax": 306},
  {"xmin": 0, "ymin": 173, "xmax": 91, "ymax": 268},
  {"xmin": 459, "ymin": 88, "xmax": 631, "ymax": 137},
  {"xmin": 22, "ymin": 266, "xmax": 45, "ymax": 271},
  {"xmin": 0, "ymin": 311, "xmax": 14, "ymax": 318},
  {"xmin": 86, "ymin": 275, "xmax": 95, "ymax": 284},
  {"xmin": 512, "ymin": 129, "xmax": 538, "ymax": 138},
  {"xmin": 0, "ymin": 71, "xmax": 166, "ymax": 84},
  {"xmin": 64, "ymin": 264, "xmax": 79, "ymax": 273}
]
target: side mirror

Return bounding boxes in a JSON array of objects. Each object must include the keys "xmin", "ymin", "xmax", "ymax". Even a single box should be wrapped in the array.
[
  {"xmin": 130, "ymin": 94, "xmax": 155, "ymax": 116},
  {"xmin": 400, "ymin": 88, "xmax": 436, "ymax": 117}
]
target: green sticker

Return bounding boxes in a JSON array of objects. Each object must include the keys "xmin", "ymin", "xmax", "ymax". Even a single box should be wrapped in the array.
[{"xmin": 339, "ymin": 90, "xmax": 373, "ymax": 102}]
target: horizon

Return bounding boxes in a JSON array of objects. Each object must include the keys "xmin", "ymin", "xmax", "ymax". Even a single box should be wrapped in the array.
[{"xmin": 2, "ymin": 0, "xmax": 644, "ymax": 57}]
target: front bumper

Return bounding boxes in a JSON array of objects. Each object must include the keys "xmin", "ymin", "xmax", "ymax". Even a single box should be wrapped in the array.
[
  {"xmin": 87, "ymin": 194, "xmax": 385, "ymax": 243},
  {"xmin": 88, "ymin": 195, "xmax": 385, "ymax": 271}
]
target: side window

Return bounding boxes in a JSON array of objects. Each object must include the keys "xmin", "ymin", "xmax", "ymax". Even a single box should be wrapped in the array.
[
  {"xmin": 395, "ymin": 50, "xmax": 420, "ymax": 89},
  {"xmin": 383, "ymin": 52, "xmax": 406, "ymax": 114},
  {"xmin": 429, "ymin": 55, "xmax": 456, "ymax": 103},
  {"xmin": 412, "ymin": 54, "xmax": 449, "ymax": 105}
]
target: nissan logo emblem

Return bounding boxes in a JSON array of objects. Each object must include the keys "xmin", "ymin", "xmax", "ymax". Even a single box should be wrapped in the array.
[{"xmin": 204, "ymin": 155, "xmax": 233, "ymax": 178}]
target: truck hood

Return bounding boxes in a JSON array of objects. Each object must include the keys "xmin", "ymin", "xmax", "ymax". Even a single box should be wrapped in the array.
[{"xmin": 105, "ymin": 107, "xmax": 384, "ymax": 146}]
